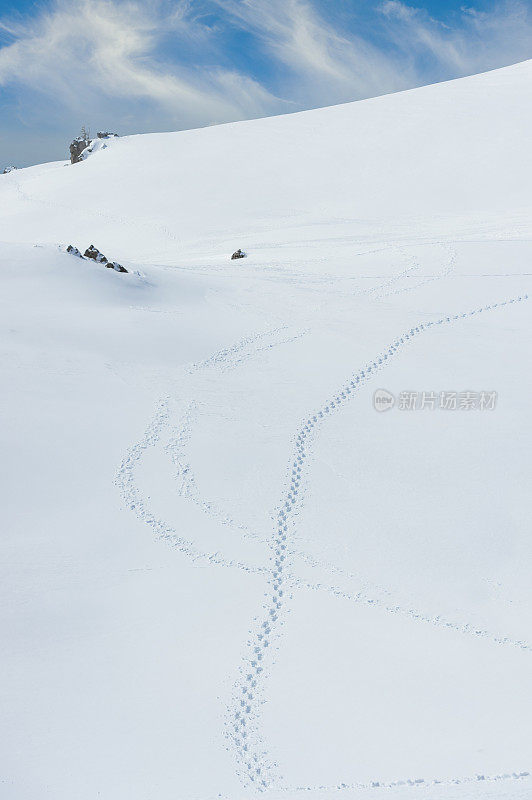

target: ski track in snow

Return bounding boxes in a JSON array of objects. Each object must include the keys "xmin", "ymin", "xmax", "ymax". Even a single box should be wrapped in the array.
[
  {"xmin": 114, "ymin": 397, "xmax": 266, "ymax": 578},
  {"xmin": 158, "ymin": 399, "xmax": 532, "ymax": 658},
  {"xmin": 115, "ymin": 283, "xmax": 530, "ymax": 795},
  {"xmin": 114, "ymin": 326, "xmax": 309, "ymax": 578},
  {"xmin": 119, "ymin": 392, "xmax": 532, "ymax": 659},
  {"xmin": 280, "ymin": 769, "xmax": 531, "ymax": 794},
  {"xmin": 187, "ymin": 326, "xmax": 308, "ymax": 375},
  {"xmin": 371, "ymin": 244, "xmax": 456, "ymax": 301},
  {"xmin": 164, "ymin": 401, "xmax": 255, "ymax": 541},
  {"xmin": 225, "ymin": 290, "xmax": 531, "ymax": 792},
  {"xmin": 352, "ymin": 247, "xmax": 422, "ymax": 299}
]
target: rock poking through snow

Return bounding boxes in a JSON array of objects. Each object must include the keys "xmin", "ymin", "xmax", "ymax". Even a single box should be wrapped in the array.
[
  {"xmin": 83, "ymin": 245, "xmax": 128, "ymax": 272},
  {"xmin": 69, "ymin": 137, "xmax": 90, "ymax": 164},
  {"xmin": 67, "ymin": 244, "xmax": 128, "ymax": 273},
  {"xmin": 84, "ymin": 245, "xmax": 108, "ymax": 263},
  {"xmin": 66, "ymin": 245, "xmax": 84, "ymax": 258},
  {"xmin": 70, "ymin": 133, "xmax": 117, "ymax": 164},
  {"xmin": 107, "ymin": 261, "xmax": 128, "ymax": 273},
  {"xmin": 231, "ymin": 249, "xmax": 246, "ymax": 260}
]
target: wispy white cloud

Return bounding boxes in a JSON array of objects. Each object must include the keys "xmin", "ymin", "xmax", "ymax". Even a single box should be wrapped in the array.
[
  {"xmin": 212, "ymin": 0, "xmax": 532, "ymax": 109},
  {"xmin": 378, "ymin": 0, "xmax": 532, "ymax": 76},
  {"xmin": 1, "ymin": 0, "xmax": 532, "ymax": 167},
  {"xmin": 379, "ymin": 1, "xmax": 418, "ymax": 21},
  {"xmin": 0, "ymin": 0, "xmax": 285, "ymax": 130},
  {"xmin": 213, "ymin": 0, "xmax": 418, "ymax": 106}
]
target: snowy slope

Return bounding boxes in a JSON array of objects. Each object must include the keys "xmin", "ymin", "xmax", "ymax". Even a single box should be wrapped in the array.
[{"xmin": 1, "ymin": 61, "xmax": 532, "ymax": 800}]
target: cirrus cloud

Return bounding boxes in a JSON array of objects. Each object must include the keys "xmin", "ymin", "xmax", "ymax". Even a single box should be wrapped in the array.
[{"xmin": 1, "ymin": 0, "xmax": 532, "ymax": 166}]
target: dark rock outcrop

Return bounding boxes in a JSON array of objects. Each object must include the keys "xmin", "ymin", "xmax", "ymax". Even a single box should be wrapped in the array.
[
  {"xmin": 83, "ymin": 245, "xmax": 128, "ymax": 273},
  {"xmin": 97, "ymin": 132, "xmax": 118, "ymax": 139},
  {"xmin": 107, "ymin": 261, "xmax": 128, "ymax": 273},
  {"xmin": 84, "ymin": 244, "xmax": 108, "ymax": 263},
  {"xmin": 69, "ymin": 136, "xmax": 89, "ymax": 164},
  {"xmin": 231, "ymin": 249, "xmax": 246, "ymax": 260},
  {"xmin": 2, "ymin": 166, "xmax": 16, "ymax": 174},
  {"xmin": 67, "ymin": 245, "xmax": 84, "ymax": 258}
]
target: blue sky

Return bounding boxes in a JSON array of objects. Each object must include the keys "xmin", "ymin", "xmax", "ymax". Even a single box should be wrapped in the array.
[{"xmin": 1, "ymin": 0, "xmax": 532, "ymax": 167}]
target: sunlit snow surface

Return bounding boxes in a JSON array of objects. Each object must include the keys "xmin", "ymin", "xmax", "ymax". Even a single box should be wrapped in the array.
[{"xmin": 1, "ymin": 61, "xmax": 532, "ymax": 800}]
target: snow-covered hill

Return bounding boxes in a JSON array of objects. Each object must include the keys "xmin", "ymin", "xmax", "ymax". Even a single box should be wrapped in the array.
[{"xmin": 1, "ymin": 60, "xmax": 532, "ymax": 800}]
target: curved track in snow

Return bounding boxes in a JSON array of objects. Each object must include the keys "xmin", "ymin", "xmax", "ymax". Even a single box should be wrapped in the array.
[
  {"xmin": 115, "ymin": 280, "xmax": 530, "ymax": 795},
  {"xmin": 225, "ymin": 290, "xmax": 530, "ymax": 792}
]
